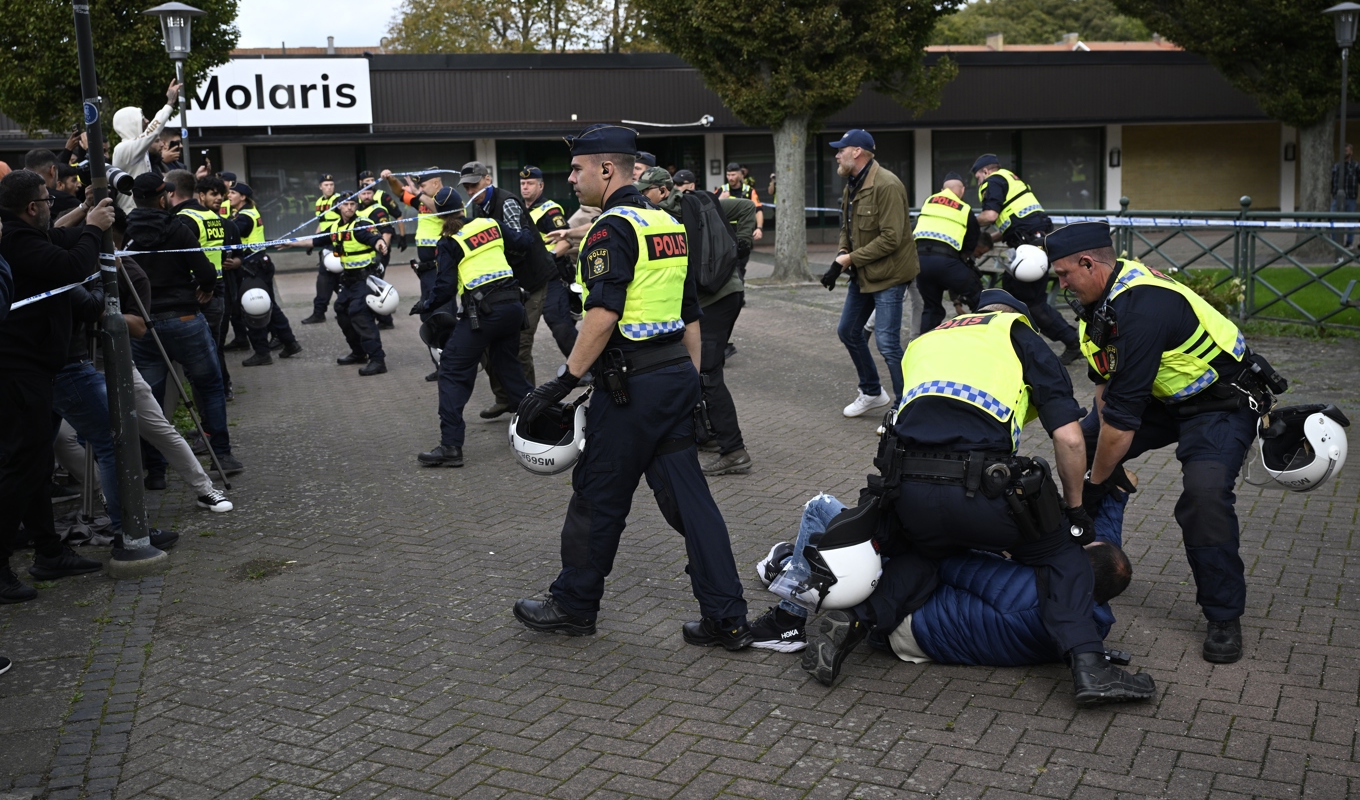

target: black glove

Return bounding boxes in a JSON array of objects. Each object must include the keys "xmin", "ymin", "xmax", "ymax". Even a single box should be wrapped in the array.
[
  {"xmin": 517, "ymin": 370, "xmax": 581, "ymax": 425},
  {"xmin": 1081, "ymin": 478, "xmax": 1109, "ymax": 517},
  {"xmin": 408, "ymin": 300, "xmax": 426, "ymax": 316},
  {"xmin": 1066, "ymin": 505, "xmax": 1096, "ymax": 546},
  {"xmin": 397, "ymin": 234, "xmax": 408, "ymax": 252},
  {"xmin": 820, "ymin": 262, "xmax": 843, "ymax": 291},
  {"xmin": 306, "ymin": 247, "xmax": 314, "ymax": 257}
]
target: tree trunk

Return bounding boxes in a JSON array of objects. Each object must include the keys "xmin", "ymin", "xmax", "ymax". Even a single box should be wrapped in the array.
[
  {"xmin": 771, "ymin": 114, "xmax": 813, "ymax": 282},
  {"xmin": 1298, "ymin": 110, "xmax": 1334, "ymax": 213}
]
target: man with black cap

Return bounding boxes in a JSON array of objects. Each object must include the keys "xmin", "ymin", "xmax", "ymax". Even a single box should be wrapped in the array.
[
  {"xmin": 227, "ymin": 182, "xmax": 302, "ymax": 366},
  {"xmin": 800, "ymin": 286, "xmax": 1156, "ymax": 708},
  {"xmin": 458, "ymin": 160, "xmax": 556, "ymax": 417},
  {"xmin": 715, "ymin": 161, "xmax": 763, "ymax": 242},
  {"xmin": 632, "ymin": 150, "xmax": 657, "ymax": 182},
  {"xmin": 914, "ymin": 173, "xmax": 984, "ymax": 332},
  {"xmin": 519, "ymin": 164, "xmax": 578, "ymax": 356},
  {"xmin": 304, "ymin": 194, "xmax": 390, "ymax": 375},
  {"xmin": 1048, "ymin": 221, "xmax": 1268, "ymax": 665},
  {"xmin": 302, "ymin": 173, "xmax": 341, "ymax": 325},
  {"xmin": 972, "ymin": 154, "xmax": 1080, "ymax": 362},
  {"xmin": 512, "ymin": 123, "xmax": 753, "ymax": 650}
]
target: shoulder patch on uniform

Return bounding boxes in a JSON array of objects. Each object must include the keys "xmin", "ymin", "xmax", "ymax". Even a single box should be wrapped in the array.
[
  {"xmin": 586, "ymin": 227, "xmax": 609, "ymax": 247},
  {"xmin": 1104, "ymin": 344, "xmax": 1117, "ymax": 373},
  {"xmin": 552, "ymin": 214, "xmax": 567, "ymax": 229},
  {"xmin": 586, "ymin": 248, "xmax": 610, "ymax": 278}
]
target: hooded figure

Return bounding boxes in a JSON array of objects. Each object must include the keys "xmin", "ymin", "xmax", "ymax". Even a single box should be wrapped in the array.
[{"xmin": 111, "ymin": 81, "xmax": 180, "ymax": 212}]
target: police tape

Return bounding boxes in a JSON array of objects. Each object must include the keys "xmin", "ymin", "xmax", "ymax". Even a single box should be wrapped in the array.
[
  {"xmin": 7, "ymin": 272, "xmax": 102, "ymax": 312},
  {"xmin": 270, "ymin": 168, "xmax": 471, "ymax": 245},
  {"xmin": 766, "ymin": 202, "xmax": 1360, "ymax": 230}
]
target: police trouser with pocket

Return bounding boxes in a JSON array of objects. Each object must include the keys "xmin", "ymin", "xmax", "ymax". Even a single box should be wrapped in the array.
[
  {"xmin": 549, "ymin": 361, "xmax": 747, "ymax": 622},
  {"xmin": 245, "ymin": 259, "xmax": 297, "ymax": 355},
  {"xmin": 438, "ymin": 300, "xmax": 530, "ymax": 448},
  {"xmin": 334, "ymin": 276, "xmax": 384, "ymax": 360},
  {"xmin": 1081, "ymin": 401, "xmax": 1257, "ymax": 621},
  {"xmin": 917, "ymin": 250, "xmax": 982, "ymax": 333},
  {"xmin": 488, "ymin": 284, "xmax": 545, "ymax": 405},
  {"xmin": 889, "ymin": 479, "xmax": 1105, "ymax": 658},
  {"xmin": 314, "ymin": 258, "xmax": 340, "ymax": 317}
]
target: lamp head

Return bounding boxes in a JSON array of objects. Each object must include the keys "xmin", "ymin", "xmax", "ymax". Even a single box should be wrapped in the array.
[
  {"xmin": 1325, "ymin": 2, "xmax": 1360, "ymax": 49},
  {"xmin": 143, "ymin": 2, "xmax": 206, "ymax": 60}
]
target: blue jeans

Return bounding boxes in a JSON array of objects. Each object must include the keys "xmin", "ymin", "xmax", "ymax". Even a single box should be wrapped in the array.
[
  {"xmin": 837, "ymin": 280, "xmax": 906, "ymax": 399},
  {"xmin": 1330, "ymin": 197, "xmax": 1357, "ymax": 246},
  {"xmin": 51, "ymin": 361, "xmax": 122, "ymax": 529},
  {"xmin": 131, "ymin": 312, "xmax": 231, "ymax": 456}
]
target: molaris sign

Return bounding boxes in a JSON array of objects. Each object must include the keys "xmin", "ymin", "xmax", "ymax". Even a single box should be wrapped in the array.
[{"xmin": 179, "ymin": 58, "xmax": 373, "ymax": 127}]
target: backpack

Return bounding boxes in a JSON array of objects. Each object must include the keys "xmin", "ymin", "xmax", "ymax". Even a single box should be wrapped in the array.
[{"xmin": 678, "ymin": 191, "xmax": 740, "ymax": 294}]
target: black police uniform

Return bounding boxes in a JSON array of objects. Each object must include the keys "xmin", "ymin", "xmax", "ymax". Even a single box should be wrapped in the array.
[
  {"xmin": 547, "ymin": 186, "xmax": 747, "ymax": 624},
  {"xmin": 879, "ymin": 314, "xmax": 1103, "ymax": 658},
  {"xmin": 231, "ymin": 210, "xmax": 299, "ymax": 358},
  {"xmin": 979, "ymin": 174, "xmax": 1078, "ymax": 348},
  {"xmin": 526, "ymin": 195, "xmax": 579, "ymax": 356},
  {"xmin": 1077, "ymin": 263, "xmax": 1257, "ymax": 623},
  {"xmin": 917, "ymin": 211, "xmax": 983, "ymax": 333},
  {"xmin": 310, "ymin": 222, "xmax": 387, "ymax": 362},
  {"xmin": 357, "ymin": 199, "xmax": 396, "ymax": 327}
]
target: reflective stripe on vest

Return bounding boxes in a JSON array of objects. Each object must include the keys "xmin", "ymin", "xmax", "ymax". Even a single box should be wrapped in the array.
[
  {"xmin": 452, "ymin": 217, "xmax": 515, "ymax": 292},
  {"xmin": 981, "ymin": 169, "xmax": 1042, "ymax": 234},
  {"xmin": 577, "ymin": 206, "xmax": 688, "ymax": 341},
  {"xmin": 913, "ymin": 190, "xmax": 970, "ymax": 250},
  {"xmin": 177, "ymin": 207, "xmax": 225, "ymax": 278},
  {"xmin": 1079, "ymin": 259, "xmax": 1247, "ymax": 403},
  {"xmin": 333, "ymin": 218, "xmax": 376, "ymax": 270},
  {"xmin": 239, "ymin": 208, "xmax": 266, "ymax": 246},
  {"xmin": 529, "ymin": 200, "xmax": 563, "ymax": 253},
  {"xmin": 416, "ymin": 212, "xmax": 443, "ymax": 248},
  {"xmin": 899, "ymin": 311, "xmax": 1038, "ymax": 451}
]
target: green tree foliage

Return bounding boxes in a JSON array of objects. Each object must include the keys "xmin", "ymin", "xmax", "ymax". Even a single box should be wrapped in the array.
[
  {"xmin": 933, "ymin": 0, "xmax": 1149, "ymax": 45},
  {"xmin": 636, "ymin": 0, "xmax": 958, "ymax": 280},
  {"xmin": 0, "ymin": 0, "xmax": 239, "ymax": 136},
  {"xmin": 384, "ymin": 0, "xmax": 653, "ymax": 53}
]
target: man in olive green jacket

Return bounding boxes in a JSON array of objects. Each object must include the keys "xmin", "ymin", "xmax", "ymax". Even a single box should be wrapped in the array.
[{"xmin": 820, "ymin": 129, "xmax": 919, "ymax": 417}]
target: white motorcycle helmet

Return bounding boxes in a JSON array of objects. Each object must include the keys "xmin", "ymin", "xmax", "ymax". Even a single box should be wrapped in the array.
[
  {"xmin": 240, "ymin": 287, "xmax": 272, "ymax": 330},
  {"xmin": 768, "ymin": 500, "xmax": 883, "ymax": 612},
  {"xmin": 508, "ymin": 388, "xmax": 591, "ymax": 475},
  {"xmin": 322, "ymin": 249, "xmax": 342, "ymax": 274},
  {"xmin": 1007, "ymin": 244, "xmax": 1049, "ymax": 282},
  {"xmin": 418, "ymin": 311, "xmax": 457, "ymax": 367},
  {"xmin": 365, "ymin": 276, "xmax": 399, "ymax": 315},
  {"xmin": 1247, "ymin": 404, "xmax": 1349, "ymax": 492}
]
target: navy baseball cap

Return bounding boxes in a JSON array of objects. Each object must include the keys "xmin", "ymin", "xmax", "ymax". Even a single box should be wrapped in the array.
[
  {"xmin": 518, "ymin": 165, "xmax": 543, "ymax": 180},
  {"xmin": 433, "ymin": 186, "xmax": 463, "ymax": 213},
  {"xmin": 672, "ymin": 169, "xmax": 697, "ymax": 186},
  {"xmin": 977, "ymin": 289, "xmax": 1031, "ymax": 321},
  {"xmin": 1045, "ymin": 221, "xmax": 1113, "ymax": 262},
  {"xmin": 830, "ymin": 129, "xmax": 875, "ymax": 151},
  {"xmin": 971, "ymin": 154, "xmax": 1000, "ymax": 173},
  {"xmin": 564, "ymin": 124, "xmax": 638, "ymax": 157},
  {"xmin": 637, "ymin": 151, "xmax": 657, "ymax": 167}
]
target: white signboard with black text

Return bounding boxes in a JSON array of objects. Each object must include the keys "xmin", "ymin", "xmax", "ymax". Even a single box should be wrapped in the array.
[{"xmin": 181, "ymin": 58, "xmax": 372, "ymax": 127}]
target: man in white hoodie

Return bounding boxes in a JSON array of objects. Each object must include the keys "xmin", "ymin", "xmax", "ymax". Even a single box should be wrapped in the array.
[{"xmin": 111, "ymin": 80, "xmax": 181, "ymax": 211}]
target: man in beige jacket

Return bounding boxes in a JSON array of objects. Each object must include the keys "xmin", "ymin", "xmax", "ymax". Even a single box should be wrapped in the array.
[{"xmin": 820, "ymin": 129, "xmax": 919, "ymax": 417}]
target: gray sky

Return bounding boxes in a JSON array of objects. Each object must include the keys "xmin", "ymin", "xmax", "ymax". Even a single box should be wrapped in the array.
[{"xmin": 234, "ymin": 0, "xmax": 403, "ymax": 49}]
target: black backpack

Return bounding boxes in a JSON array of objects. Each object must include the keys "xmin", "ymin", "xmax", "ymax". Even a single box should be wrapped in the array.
[{"xmin": 678, "ymin": 191, "xmax": 740, "ymax": 294}]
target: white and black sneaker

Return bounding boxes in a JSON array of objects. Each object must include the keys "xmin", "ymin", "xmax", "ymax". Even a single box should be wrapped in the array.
[
  {"xmin": 196, "ymin": 489, "xmax": 233, "ymax": 513},
  {"xmin": 756, "ymin": 542, "xmax": 794, "ymax": 586},
  {"xmin": 749, "ymin": 606, "xmax": 807, "ymax": 653}
]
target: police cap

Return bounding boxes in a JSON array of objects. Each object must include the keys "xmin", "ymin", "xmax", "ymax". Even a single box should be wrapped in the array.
[
  {"xmin": 459, "ymin": 162, "xmax": 490, "ymax": 184},
  {"xmin": 637, "ymin": 151, "xmax": 657, "ymax": 167},
  {"xmin": 970, "ymin": 154, "xmax": 1000, "ymax": 173},
  {"xmin": 634, "ymin": 166, "xmax": 673, "ymax": 192},
  {"xmin": 563, "ymin": 123, "xmax": 638, "ymax": 157},
  {"xmin": 1045, "ymin": 221, "xmax": 1112, "ymax": 263},
  {"xmin": 433, "ymin": 186, "xmax": 464, "ymax": 214},
  {"xmin": 518, "ymin": 165, "xmax": 544, "ymax": 181},
  {"xmin": 358, "ymin": 169, "xmax": 375, "ymax": 180},
  {"xmin": 231, "ymin": 182, "xmax": 254, "ymax": 198},
  {"xmin": 977, "ymin": 289, "xmax": 1031, "ymax": 321},
  {"xmin": 672, "ymin": 169, "xmax": 697, "ymax": 186},
  {"xmin": 219, "ymin": 171, "xmax": 237, "ymax": 183},
  {"xmin": 317, "ymin": 173, "xmax": 334, "ymax": 184},
  {"xmin": 943, "ymin": 171, "xmax": 963, "ymax": 183},
  {"xmin": 131, "ymin": 172, "xmax": 167, "ymax": 199}
]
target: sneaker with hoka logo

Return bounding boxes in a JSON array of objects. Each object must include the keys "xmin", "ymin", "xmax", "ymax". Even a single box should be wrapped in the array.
[{"xmin": 749, "ymin": 606, "xmax": 807, "ymax": 652}]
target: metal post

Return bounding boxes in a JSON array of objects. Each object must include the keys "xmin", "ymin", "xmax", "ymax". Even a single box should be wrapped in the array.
[
  {"xmin": 175, "ymin": 60, "xmax": 188, "ymax": 168},
  {"xmin": 1342, "ymin": 48, "xmax": 1352, "ymax": 204},
  {"xmin": 72, "ymin": 0, "xmax": 166, "ymax": 572}
]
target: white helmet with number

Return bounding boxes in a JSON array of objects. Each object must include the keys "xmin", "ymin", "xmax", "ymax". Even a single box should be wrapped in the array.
[
  {"xmin": 1007, "ymin": 244, "xmax": 1049, "ymax": 282},
  {"xmin": 322, "ymin": 249, "xmax": 342, "ymax": 273},
  {"xmin": 1248, "ymin": 404, "xmax": 1349, "ymax": 492},
  {"xmin": 240, "ymin": 287, "xmax": 272, "ymax": 329},
  {"xmin": 768, "ymin": 499, "xmax": 883, "ymax": 612},
  {"xmin": 365, "ymin": 276, "xmax": 399, "ymax": 315},
  {"xmin": 508, "ymin": 389, "xmax": 590, "ymax": 475}
]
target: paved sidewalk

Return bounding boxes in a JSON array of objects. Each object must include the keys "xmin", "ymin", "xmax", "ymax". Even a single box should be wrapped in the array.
[{"xmin": 3, "ymin": 267, "xmax": 1359, "ymax": 799}]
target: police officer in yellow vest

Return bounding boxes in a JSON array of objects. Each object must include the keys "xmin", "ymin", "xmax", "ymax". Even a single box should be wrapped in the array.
[
  {"xmin": 973, "ymin": 154, "xmax": 1081, "ymax": 363},
  {"xmin": 226, "ymin": 183, "xmax": 301, "ymax": 367},
  {"xmin": 520, "ymin": 164, "xmax": 578, "ymax": 356},
  {"xmin": 303, "ymin": 174, "xmax": 342, "ymax": 325},
  {"xmin": 356, "ymin": 183, "xmax": 397, "ymax": 330},
  {"xmin": 305, "ymin": 194, "xmax": 391, "ymax": 375},
  {"xmin": 412, "ymin": 188, "xmax": 532, "ymax": 468},
  {"xmin": 914, "ymin": 172, "xmax": 984, "ymax": 332},
  {"xmin": 359, "ymin": 169, "xmax": 405, "ymax": 251},
  {"xmin": 1049, "ymin": 222, "xmax": 1279, "ymax": 665},
  {"xmin": 513, "ymin": 124, "xmax": 752, "ymax": 649},
  {"xmin": 800, "ymin": 286, "xmax": 1157, "ymax": 707}
]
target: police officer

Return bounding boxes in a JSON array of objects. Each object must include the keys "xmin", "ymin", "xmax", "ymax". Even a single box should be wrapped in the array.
[
  {"xmin": 800, "ymin": 287, "xmax": 1157, "ymax": 707},
  {"xmin": 914, "ymin": 173, "xmax": 983, "ymax": 332},
  {"xmin": 385, "ymin": 167, "xmax": 445, "ymax": 381},
  {"xmin": 306, "ymin": 194, "xmax": 390, "ymax": 375},
  {"xmin": 632, "ymin": 150, "xmax": 657, "ymax": 182},
  {"xmin": 302, "ymin": 173, "xmax": 341, "ymax": 325},
  {"xmin": 512, "ymin": 124, "xmax": 752, "ymax": 649},
  {"xmin": 356, "ymin": 182, "xmax": 396, "ymax": 330},
  {"xmin": 519, "ymin": 164, "xmax": 578, "ymax": 356},
  {"xmin": 972, "ymin": 154, "xmax": 1080, "ymax": 362},
  {"xmin": 227, "ymin": 183, "xmax": 301, "ymax": 366},
  {"xmin": 714, "ymin": 161, "xmax": 764, "ymax": 244},
  {"xmin": 218, "ymin": 171, "xmax": 237, "ymax": 217},
  {"xmin": 1048, "ymin": 222, "xmax": 1269, "ymax": 665},
  {"xmin": 414, "ymin": 188, "xmax": 533, "ymax": 468},
  {"xmin": 360, "ymin": 169, "xmax": 405, "ymax": 251}
]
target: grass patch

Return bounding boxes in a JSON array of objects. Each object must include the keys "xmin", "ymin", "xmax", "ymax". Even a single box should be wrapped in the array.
[{"xmin": 1180, "ymin": 265, "xmax": 1360, "ymax": 327}]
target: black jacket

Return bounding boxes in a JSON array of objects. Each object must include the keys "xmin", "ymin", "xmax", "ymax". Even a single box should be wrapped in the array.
[
  {"xmin": 124, "ymin": 206, "xmax": 217, "ymax": 316},
  {"xmin": 480, "ymin": 186, "xmax": 554, "ymax": 292},
  {"xmin": 0, "ymin": 211, "xmax": 103, "ymax": 375}
]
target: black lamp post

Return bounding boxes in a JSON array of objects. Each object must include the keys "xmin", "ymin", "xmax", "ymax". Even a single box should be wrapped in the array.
[
  {"xmin": 143, "ymin": 2, "xmax": 205, "ymax": 166},
  {"xmin": 1325, "ymin": 2, "xmax": 1360, "ymax": 205}
]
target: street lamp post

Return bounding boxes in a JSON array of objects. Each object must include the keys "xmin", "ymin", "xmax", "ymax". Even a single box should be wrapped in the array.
[
  {"xmin": 1325, "ymin": 3, "xmax": 1360, "ymax": 207},
  {"xmin": 143, "ymin": 2, "xmax": 205, "ymax": 169}
]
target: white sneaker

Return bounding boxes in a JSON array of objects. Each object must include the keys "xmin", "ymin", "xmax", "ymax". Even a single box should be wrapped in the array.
[
  {"xmin": 196, "ymin": 489, "xmax": 234, "ymax": 513},
  {"xmin": 843, "ymin": 389, "xmax": 892, "ymax": 418}
]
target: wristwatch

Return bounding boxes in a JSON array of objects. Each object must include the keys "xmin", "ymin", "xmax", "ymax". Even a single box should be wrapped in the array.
[{"xmin": 556, "ymin": 363, "xmax": 577, "ymax": 382}]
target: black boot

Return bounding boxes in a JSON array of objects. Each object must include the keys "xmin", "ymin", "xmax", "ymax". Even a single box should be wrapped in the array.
[
  {"xmin": 800, "ymin": 610, "xmax": 867, "ymax": 686},
  {"xmin": 242, "ymin": 352, "xmax": 272, "ymax": 367},
  {"xmin": 682, "ymin": 617, "xmax": 755, "ymax": 651},
  {"xmin": 1069, "ymin": 651, "xmax": 1157, "ymax": 706},
  {"xmin": 336, "ymin": 352, "xmax": 367, "ymax": 365},
  {"xmin": 417, "ymin": 445, "xmax": 463, "ymax": 467},
  {"xmin": 279, "ymin": 341, "xmax": 303, "ymax": 358},
  {"xmin": 358, "ymin": 359, "xmax": 387, "ymax": 376},
  {"xmin": 513, "ymin": 596, "xmax": 596, "ymax": 636},
  {"xmin": 300, "ymin": 313, "xmax": 326, "ymax": 324},
  {"xmin": 1203, "ymin": 618, "xmax": 1243, "ymax": 663}
]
